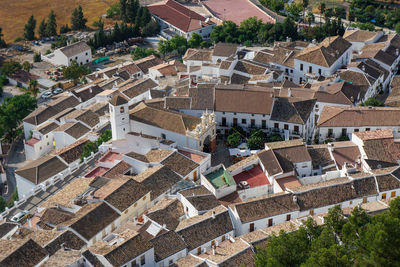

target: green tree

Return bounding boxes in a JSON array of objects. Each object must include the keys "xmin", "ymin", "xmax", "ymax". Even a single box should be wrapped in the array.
[
  {"xmin": 62, "ymin": 61, "xmax": 90, "ymax": 83},
  {"xmin": 142, "ymin": 20, "xmax": 160, "ymax": 37},
  {"xmin": 107, "ymin": 3, "xmax": 121, "ymax": 18},
  {"xmin": 361, "ymin": 97, "xmax": 384, "ymax": 107},
  {"xmin": 22, "ymin": 61, "xmax": 32, "ymax": 72},
  {"xmin": 389, "ymin": 197, "xmax": 400, "ymax": 219},
  {"xmin": 306, "ymin": 11, "xmax": 315, "ymax": 26},
  {"xmin": 140, "ymin": 7, "xmax": 152, "ymax": 27},
  {"xmin": 0, "ymin": 94, "xmax": 37, "ymax": 140},
  {"xmin": 286, "ymin": 2, "xmax": 302, "ymax": 22},
  {"xmin": 120, "ymin": 0, "xmax": 127, "ymax": 21},
  {"xmin": 0, "ymin": 61, "xmax": 22, "ymax": 75},
  {"xmin": 60, "ymin": 24, "xmax": 71, "ymax": 34},
  {"xmin": 227, "ymin": 132, "xmax": 241, "ymax": 148},
  {"xmin": 24, "ymin": 15, "xmax": 36, "ymax": 41},
  {"xmin": 46, "ymin": 10, "xmax": 57, "ymax": 37},
  {"xmin": 396, "ymin": 22, "xmax": 400, "ymax": 34},
  {"xmin": 132, "ymin": 47, "xmax": 159, "ymax": 60},
  {"xmin": 319, "ymin": 2, "xmax": 326, "ymax": 25},
  {"xmin": 71, "ymin": 6, "xmax": 87, "ymax": 31},
  {"xmin": 325, "ymin": 205, "xmax": 346, "ymax": 235},
  {"xmin": 0, "ymin": 196, "xmax": 6, "ymax": 212},
  {"xmin": 302, "ymin": 0, "xmax": 309, "ymax": 22},
  {"xmin": 302, "ymin": 245, "xmax": 351, "ymax": 267},
  {"xmin": 27, "ymin": 79, "xmax": 40, "ymax": 97},
  {"xmin": 188, "ymin": 33, "xmax": 203, "ymax": 48},
  {"xmin": 0, "ymin": 27, "xmax": 6, "ymax": 48},
  {"xmin": 38, "ymin": 19, "xmax": 47, "ymax": 39}
]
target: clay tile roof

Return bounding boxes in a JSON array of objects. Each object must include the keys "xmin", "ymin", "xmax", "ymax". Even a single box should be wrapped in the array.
[
  {"xmin": 147, "ymin": 199, "xmax": 185, "ymax": 230},
  {"xmin": 70, "ymin": 202, "xmax": 119, "ymax": 241},
  {"xmin": 72, "ymin": 85, "xmax": 103, "ymax": 102},
  {"xmin": 295, "ymin": 176, "xmax": 378, "ymax": 210},
  {"xmin": 109, "ymin": 95, "xmax": 128, "ymax": 106},
  {"xmin": 234, "ymin": 193, "xmax": 299, "ymax": 223},
  {"xmin": 54, "ymin": 138, "xmax": 89, "ymax": 163},
  {"xmin": 24, "ymin": 105, "xmax": 60, "ymax": 126},
  {"xmin": 213, "ymin": 43, "xmax": 239, "ymax": 58},
  {"xmin": 161, "ymin": 151, "xmax": 199, "ymax": 177},
  {"xmin": 0, "ymin": 239, "xmax": 48, "ymax": 267},
  {"xmin": 119, "ymin": 62, "xmax": 141, "ymax": 75},
  {"xmin": 104, "ymin": 178, "xmax": 149, "ymax": 212},
  {"xmin": 133, "ymin": 55, "xmax": 163, "ymax": 74},
  {"xmin": 64, "ymin": 122, "xmax": 90, "ymax": 139},
  {"xmin": 40, "ymin": 208, "xmax": 75, "ymax": 226},
  {"xmin": 376, "ymin": 174, "xmax": 400, "ymax": 192},
  {"xmin": 257, "ymin": 149, "xmax": 282, "ymax": 176},
  {"xmin": 103, "ymin": 160, "xmax": 132, "ymax": 179},
  {"xmin": 185, "ymin": 195, "xmax": 220, "ymax": 211},
  {"xmin": 59, "ymin": 41, "xmax": 90, "ymax": 57},
  {"xmin": 176, "ymin": 208, "xmax": 233, "ymax": 251},
  {"xmin": 188, "ymin": 85, "xmax": 215, "ymax": 110},
  {"xmin": 15, "ymin": 155, "xmax": 68, "ymax": 184},
  {"xmin": 132, "ymin": 165, "xmax": 182, "ymax": 200},
  {"xmin": 119, "ymin": 78, "xmax": 158, "ymax": 99},
  {"xmin": 150, "ymin": 231, "xmax": 187, "ymax": 262},
  {"xmin": 164, "ymin": 97, "xmax": 192, "ymax": 110},
  {"xmin": 129, "ymin": 102, "xmax": 201, "ymax": 135},
  {"xmin": 183, "ymin": 48, "xmax": 213, "ymax": 61},
  {"xmin": 270, "ymin": 97, "xmax": 316, "ymax": 124},
  {"xmin": 354, "ymin": 129, "xmax": 393, "ymax": 141},
  {"xmin": 318, "ymin": 106, "xmax": 400, "ymax": 127},
  {"xmin": 36, "ymin": 121, "xmax": 59, "ymax": 135},
  {"xmin": 148, "ymin": 0, "xmax": 212, "ymax": 33},
  {"xmin": 343, "ymin": 29, "xmax": 380, "ymax": 43},
  {"xmin": 91, "ymin": 232, "xmax": 153, "ymax": 266},
  {"xmin": 215, "ymin": 87, "xmax": 274, "ymax": 114},
  {"xmin": 230, "ymin": 73, "xmax": 251, "ymax": 84},
  {"xmin": 234, "ymin": 60, "xmax": 267, "ymax": 75},
  {"xmin": 0, "ymin": 223, "xmax": 17, "ymax": 239},
  {"xmin": 308, "ymin": 145, "xmax": 334, "ymax": 168}
]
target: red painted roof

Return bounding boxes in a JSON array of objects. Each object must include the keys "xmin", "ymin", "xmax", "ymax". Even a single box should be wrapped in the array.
[
  {"xmin": 233, "ymin": 165, "xmax": 270, "ymax": 188},
  {"xmin": 178, "ymin": 150, "xmax": 206, "ymax": 164},
  {"xmin": 148, "ymin": 0, "xmax": 214, "ymax": 32},
  {"xmin": 26, "ymin": 138, "xmax": 40, "ymax": 147},
  {"xmin": 99, "ymin": 152, "xmax": 122, "ymax": 163},
  {"xmin": 85, "ymin": 166, "xmax": 110, "ymax": 178}
]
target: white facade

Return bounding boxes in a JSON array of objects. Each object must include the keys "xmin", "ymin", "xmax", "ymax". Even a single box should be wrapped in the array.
[
  {"xmin": 110, "ymin": 102, "xmax": 130, "ymax": 141},
  {"xmin": 42, "ymin": 43, "xmax": 92, "ymax": 67},
  {"xmin": 317, "ymin": 126, "xmax": 400, "ymax": 143}
]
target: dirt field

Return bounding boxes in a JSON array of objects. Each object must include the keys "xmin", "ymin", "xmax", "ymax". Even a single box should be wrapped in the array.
[{"xmin": 0, "ymin": 0, "xmax": 117, "ymax": 43}]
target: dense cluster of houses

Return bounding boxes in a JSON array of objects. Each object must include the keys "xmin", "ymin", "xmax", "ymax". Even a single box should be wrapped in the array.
[{"xmin": 2, "ymin": 27, "xmax": 400, "ymax": 267}]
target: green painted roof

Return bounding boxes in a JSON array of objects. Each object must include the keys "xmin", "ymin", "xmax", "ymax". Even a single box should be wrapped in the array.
[{"xmin": 205, "ymin": 168, "xmax": 235, "ymax": 189}]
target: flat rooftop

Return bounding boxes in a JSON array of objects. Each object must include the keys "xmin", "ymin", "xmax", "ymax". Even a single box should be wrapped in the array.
[
  {"xmin": 99, "ymin": 152, "xmax": 122, "ymax": 163},
  {"xmin": 233, "ymin": 165, "xmax": 270, "ymax": 188},
  {"xmin": 205, "ymin": 167, "xmax": 235, "ymax": 189},
  {"xmin": 85, "ymin": 166, "xmax": 109, "ymax": 178},
  {"xmin": 178, "ymin": 149, "xmax": 206, "ymax": 164},
  {"xmin": 26, "ymin": 138, "xmax": 40, "ymax": 147},
  {"xmin": 276, "ymin": 176, "xmax": 302, "ymax": 190}
]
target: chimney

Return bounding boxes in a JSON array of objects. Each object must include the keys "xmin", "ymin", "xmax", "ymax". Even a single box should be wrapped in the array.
[
  {"xmin": 396, "ymin": 49, "xmax": 399, "ymax": 56},
  {"xmin": 288, "ymin": 88, "xmax": 291, "ymax": 97},
  {"xmin": 212, "ymin": 246, "xmax": 216, "ymax": 255},
  {"xmin": 362, "ymin": 65, "xmax": 365, "ymax": 72},
  {"xmin": 162, "ymin": 224, "xmax": 166, "ymax": 229},
  {"xmin": 211, "ymin": 211, "xmax": 216, "ymax": 219},
  {"xmin": 292, "ymin": 195, "xmax": 297, "ymax": 204}
]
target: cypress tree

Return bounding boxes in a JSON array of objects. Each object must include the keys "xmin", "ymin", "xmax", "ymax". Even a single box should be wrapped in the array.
[
  {"xmin": 120, "ymin": 0, "xmax": 127, "ymax": 22},
  {"xmin": 24, "ymin": 15, "xmax": 36, "ymax": 40},
  {"xmin": 38, "ymin": 19, "xmax": 47, "ymax": 38},
  {"xmin": 46, "ymin": 10, "xmax": 57, "ymax": 37}
]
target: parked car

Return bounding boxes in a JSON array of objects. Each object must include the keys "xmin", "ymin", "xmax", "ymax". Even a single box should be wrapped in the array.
[
  {"xmin": 41, "ymin": 91, "xmax": 53, "ymax": 99},
  {"xmin": 11, "ymin": 210, "xmax": 29, "ymax": 223},
  {"xmin": 52, "ymin": 88, "xmax": 63, "ymax": 95}
]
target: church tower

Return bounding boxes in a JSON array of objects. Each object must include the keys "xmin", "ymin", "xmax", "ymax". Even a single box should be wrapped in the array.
[{"xmin": 109, "ymin": 95, "xmax": 129, "ymax": 140}]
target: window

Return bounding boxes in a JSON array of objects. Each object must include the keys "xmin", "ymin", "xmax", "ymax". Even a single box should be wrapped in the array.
[
  {"xmin": 262, "ymin": 120, "xmax": 266, "ymax": 129},
  {"xmin": 309, "ymin": 66, "xmax": 312, "ymax": 73},
  {"xmin": 222, "ymin": 235, "xmax": 225, "ymax": 242},
  {"xmin": 186, "ymin": 207, "xmax": 189, "ymax": 213},
  {"xmin": 132, "ymin": 261, "xmax": 138, "ymax": 267},
  {"xmin": 341, "ymin": 128, "xmax": 347, "ymax": 137},
  {"xmin": 143, "ymin": 195, "xmax": 146, "ymax": 200},
  {"xmin": 75, "ymin": 56, "xmax": 78, "ymax": 59},
  {"xmin": 222, "ymin": 117, "xmax": 226, "ymax": 126},
  {"xmin": 242, "ymin": 119, "xmax": 247, "ymax": 124},
  {"xmin": 120, "ymin": 106, "xmax": 125, "ymax": 113},
  {"xmin": 268, "ymin": 218, "xmax": 273, "ymax": 227},
  {"xmin": 251, "ymin": 119, "xmax": 255, "ymax": 128},
  {"xmin": 363, "ymin": 197, "xmax": 367, "ymax": 203},
  {"xmin": 299, "ymin": 77, "xmax": 303, "ymax": 84},
  {"xmin": 318, "ymin": 69, "xmax": 321, "ymax": 75},
  {"xmin": 161, "ymin": 133, "xmax": 166, "ymax": 139},
  {"xmin": 285, "ymin": 68, "xmax": 289, "ymax": 74},
  {"xmin": 249, "ymin": 223, "xmax": 255, "ymax": 232},
  {"xmin": 310, "ymin": 209, "xmax": 314, "ymax": 216},
  {"xmin": 392, "ymin": 191, "xmax": 396, "ymax": 198},
  {"xmin": 300, "ymin": 64, "xmax": 303, "ymax": 71},
  {"xmin": 86, "ymin": 52, "xmax": 88, "ymax": 55},
  {"xmin": 284, "ymin": 124, "xmax": 288, "ymax": 130},
  {"xmin": 222, "ymin": 112, "xmax": 225, "ymax": 114},
  {"xmin": 140, "ymin": 255, "xmax": 145, "ymax": 265},
  {"xmin": 290, "ymin": 69, "xmax": 293, "ymax": 73},
  {"xmin": 315, "ymin": 104, "xmax": 319, "ymax": 109},
  {"xmin": 197, "ymin": 247, "xmax": 201, "ymax": 255},
  {"xmin": 382, "ymin": 193, "xmax": 387, "ymax": 200},
  {"xmin": 123, "ymin": 128, "xmax": 125, "ymax": 131},
  {"xmin": 40, "ymin": 147, "xmax": 42, "ymax": 150},
  {"xmin": 169, "ymin": 259, "xmax": 174, "ymax": 265},
  {"xmin": 286, "ymin": 214, "xmax": 291, "ymax": 221},
  {"xmin": 294, "ymin": 125, "xmax": 299, "ymax": 133},
  {"xmin": 274, "ymin": 123, "xmax": 279, "ymax": 129},
  {"xmin": 47, "ymin": 142, "xmax": 49, "ymax": 145},
  {"xmin": 233, "ymin": 118, "xmax": 238, "ymax": 126},
  {"xmin": 366, "ymin": 128, "xmax": 370, "ymax": 131},
  {"xmin": 211, "ymin": 240, "xmax": 215, "ymax": 246},
  {"xmin": 328, "ymin": 129, "xmax": 333, "ymax": 137},
  {"xmin": 354, "ymin": 129, "xmax": 359, "ymax": 132},
  {"xmin": 86, "ymin": 59, "xmax": 89, "ymax": 63},
  {"xmin": 234, "ymin": 112, "xmax": 237, "ymax": 115}
]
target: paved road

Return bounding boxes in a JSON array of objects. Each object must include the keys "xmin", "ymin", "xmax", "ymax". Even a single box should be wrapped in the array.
[{"xmin": 4, "ymin": 137, "xmax": 25, "ymax": 201}]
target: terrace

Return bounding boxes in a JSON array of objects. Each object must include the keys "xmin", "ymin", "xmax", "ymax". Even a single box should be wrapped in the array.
[
  {"xmin": 233, "ymin": 165, "xmax": 270, "ymax": 188},
  {"xmin": 178, "ymin": 149, "xmax": 206, "ymax": 164},
  {"xmin": 205, "ymin": 167, "xmax": 235, "ymax": 189},
  {"xmin": 85, "ymin": 166, "xmax": 110, "ymax": 178},
  {"xmin": 99, "ymin": 151, "xmax": 122, "ymax": 163}
]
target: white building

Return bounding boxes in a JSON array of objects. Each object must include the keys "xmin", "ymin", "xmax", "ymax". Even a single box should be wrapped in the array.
[
  {"xmin": 343, "ymin": 29, "xmax": 383, "ymax": 53},
  {"xmin": 42, "ymin": 41, "xmax": 92, "ymax": 67},
  {"xmin": 148, "ymin": 0, "xmax": 216, "ymax": 40}
]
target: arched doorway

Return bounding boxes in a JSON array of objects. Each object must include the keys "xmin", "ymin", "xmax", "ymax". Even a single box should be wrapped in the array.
[{"xmin": 203, "ymin": 135, "xmax": 211, "ymax": 153}]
